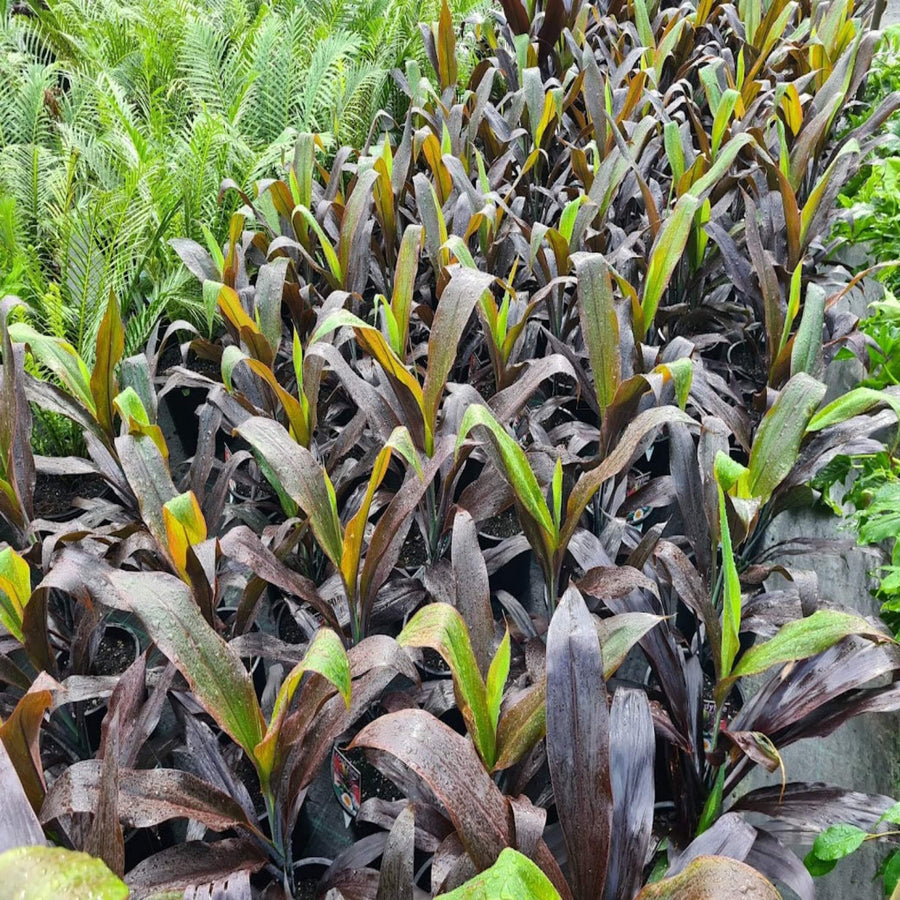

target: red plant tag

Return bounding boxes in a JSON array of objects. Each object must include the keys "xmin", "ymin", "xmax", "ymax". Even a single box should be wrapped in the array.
[{"xmin": 332, "ymin": 743, "xmax": 361, "ymax": 817}]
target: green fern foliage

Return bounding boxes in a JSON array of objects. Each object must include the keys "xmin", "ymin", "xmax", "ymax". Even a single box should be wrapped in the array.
[{"xmin": 0, "ymin": 0, "xmax": 486, "ymax": 369}]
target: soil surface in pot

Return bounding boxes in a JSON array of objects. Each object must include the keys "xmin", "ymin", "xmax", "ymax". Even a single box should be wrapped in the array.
[
  {"xmin": 34, "ymin": 472, "xmax": 107, "ymax": 519},
  {"xmin": 92, "ymin": 628, "xmax": 138, "ymax": 676}
]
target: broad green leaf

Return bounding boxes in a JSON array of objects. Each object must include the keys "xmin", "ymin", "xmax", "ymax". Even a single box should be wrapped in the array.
[
  {"xmin": 641, "ymin": 194, "xmax": 700, "ymax": 336},
  {"xmin": 390, "ymin": 225, "xmax": 423, "ymax": 355},
  {"xmin": 790, "ymin": 283, "xmax": 826, "ymax": 376},
  {"xmin": 746, "ymin": 373, "xmax": 826, "ymax": 502},
  {"xmin": 716, "ymin": 610, "xmax": 890, "ymax": 698},
  {"xmin": 422, "ymin": 268, "xmax": 495, "ymax": 453},
  {"xmin": 595, "ymin": 612, "xmax": 665, "ymax": 676},
  {"xmin": 202, "ymin": 279, "xmax": 221, "ymax": 335},
  {"xmin": 807, "ymin": 386, "xmax": 900, "ymax": 432},
  {"xmin": 573, "ymin": 252, "xmax": 620, "ymax": 416},
  {"xmin": 711, "ymin": 89, "xmax": 740, "ymax": 159},
  {"xmin": 398, "ymin": 603, "xmax": 495, "ymax": 767},
  {"xmin": 812, "ymin": 824, "xmax": 868, "ymax": 861},
  {"xmin": 8, "ymin": 323, "xmax": 94, "ymax": 413},
  {"xmin": 804, "ymin": 850, "xmax": 838, "ymax": 877},
  {"xmin": 878, "ymin": 802, "xmax": 900, "ymax": 825},
  {"xmin": 113, "ymin": 387, "xmax": 168, "ymax": 459},
  {"xmin": 883, "ymin": 849, "xmax": 900, "ymax": 895},
  {"xmin": 485, "ymin": 631, "xmax": 511, "ymax": 735},
  {"xmin": 457, "ymin": 405, "xmax": 556, "ymax": 542},
  {"xmin": 254, "ymin": 628, "xmax": 350, "ymax": 785},
  {"xmin": 162, "ymin": 491, "xmax": 207, "ymax": 581},
  {"xmin": 654, "ymin": 358, "xmax": 693, "ymax": 410},
  {"xmin": 665, "ymin": 121, "xmax": 685, "ymax": 186},
  {"xmin": 0, "ymin": 546, "xmax": 30, "ymax": 643},
  {"xmin": 436, "ymin": 848, "xmax": 561, "ymax": 899},
  {"xmin": 0, "ymin": 847, "xmax": 128, "ymax": 900},
  {"xmin": 236, "ymin": 416, "xmax": 344, "ymax": 571}
]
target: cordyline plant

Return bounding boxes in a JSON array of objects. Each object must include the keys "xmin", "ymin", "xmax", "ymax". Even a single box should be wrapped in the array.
[{"xmin": 3, "ymin": 0, "xmax": 900, "ymax": 894}]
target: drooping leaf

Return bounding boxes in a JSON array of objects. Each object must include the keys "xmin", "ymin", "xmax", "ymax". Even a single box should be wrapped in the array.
[{"xmin": 351, "ymin": 709, "xmax": 569, "ymax": 896}]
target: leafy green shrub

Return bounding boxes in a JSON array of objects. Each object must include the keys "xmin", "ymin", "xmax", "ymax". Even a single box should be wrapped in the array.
[{"xmin": 0, "ymin": 0, "xmax": 485, "ymax": 361}]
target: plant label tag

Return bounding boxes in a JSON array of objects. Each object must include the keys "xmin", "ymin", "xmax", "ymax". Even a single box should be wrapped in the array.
[{"xmin": 332, "ymin": 743, "xmax": 361, "ymax": 819}]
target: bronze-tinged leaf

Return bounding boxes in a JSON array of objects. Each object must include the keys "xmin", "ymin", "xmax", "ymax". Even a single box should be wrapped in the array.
[
  {"xmin": 562, "ymin": 406, "xmax": 694, "ymax": 551},
  {"xmin": 422, "ymin": 267, "xmax": 494, "ymax": 444},
  {"xmin": 116, "ymin": 432, "xmax": 178, "ymax": 553},
  {"xmin": 0, "ymin": 741, "xmax": 45, "ymax": 853},
  {"xmin": 493, "ymin": 679, "xmax": 546, "ymax": 772},
  {"xmin": 573, "ymin": 253, "xmax": 620, "ymax": 417},
  {"xmin": 546, "ymin": 587, "xmax": 612, "ymax": 900},
  {"xmin": 0, "ymin": 298, "xmax": 35, "ymax": 537},
  {"xmin": 0, "ymin": 674, "xmax": 56, "ymax": 814},
  {"xmin": 451, "ymin": 510, "xmax": 494, "ymax": 678},
  {"xmin": 84, "ymin": 711, "xmax": 124, "ymax": 877},
  {"xmin": 577, "ymin": 565, "xmax": 659, "ymax": 601},
  {"xmin": 746, "ymin": 373, "xmax": 826, "ymax": 503},
  {"xmin": 90, "ymin": 292, "xmax": 124, "ymax": 439},
  {"xmin": 236, "ymin": 416, "xmax": 344, "ymax": 571},
  {"xmin": 636, "ymin": 855, "xmax": 780, "ymax": 899},
  {"xmin": 435, "ymin": 0, "xmax": 458, "ymax": 91},
  {"xmin": 351, "ymin": 709, "xmax": 570, "ymax": 898}
]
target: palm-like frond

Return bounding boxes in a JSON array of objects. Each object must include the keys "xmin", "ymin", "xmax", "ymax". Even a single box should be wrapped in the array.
[{"xmin": 0, "ymin": 0, "xmax": 487, "ymax": 410}]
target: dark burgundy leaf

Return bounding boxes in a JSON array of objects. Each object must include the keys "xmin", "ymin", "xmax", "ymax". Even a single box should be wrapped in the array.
[
  {"xmin": 125, "ymin": 839, "xmax": 267, "ymax": 900},
  {"xmin": 604, "ymin": 688, "xmax": 655, "ymax": 900},
  {"xmin": 546, "ymin": 586, "xmax": 612, "ymax": 900}
]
